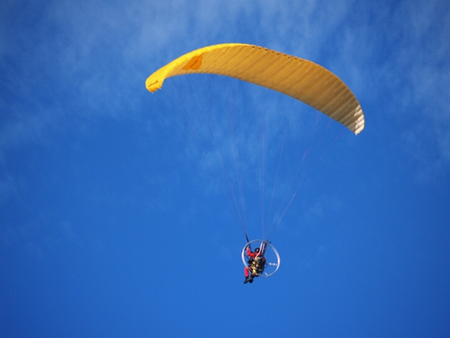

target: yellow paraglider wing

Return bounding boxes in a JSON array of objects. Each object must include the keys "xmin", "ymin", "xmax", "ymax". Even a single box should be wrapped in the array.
[{"xmin": 146, "ymin": 43, "xmax": 365, "ymax": 134}]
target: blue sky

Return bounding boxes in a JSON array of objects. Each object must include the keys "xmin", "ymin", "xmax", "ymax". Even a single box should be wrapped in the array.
[{"xmin": 1, "ymin": 0, "xmax": 450, "ymax": 337}]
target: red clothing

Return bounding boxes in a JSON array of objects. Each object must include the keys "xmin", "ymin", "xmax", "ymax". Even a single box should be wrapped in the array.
[
  {"xmin": 246, "ymin": 247, "xmax": 261, "ymax": 258},
  {"xmin": 244, "ymin": 266, "xmax": 251, "ymax": 277}
]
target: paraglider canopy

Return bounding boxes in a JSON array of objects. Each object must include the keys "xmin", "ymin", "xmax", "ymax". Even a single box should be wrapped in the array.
[{"xmin": 146, "ymin": 43, "xmax": 364, "ymax": 135}]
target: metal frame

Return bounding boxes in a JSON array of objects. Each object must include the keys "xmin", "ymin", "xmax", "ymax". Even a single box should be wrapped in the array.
[{"xmin": 241, "ymin": 240, "xmax": 281, "ymax": 278}]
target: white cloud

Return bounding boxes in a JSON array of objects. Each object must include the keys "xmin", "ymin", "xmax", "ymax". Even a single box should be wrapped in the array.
[
  {"xmin": 0, "ymin": 0, "xmax": 358, "ymax": 154},
  {"xmin": 390, "ymin": 2, "xmax": 450, "ymax": 181},
  {"xmin": 1, "ymin": 0, "xmax": 449, "ymax": 202}
]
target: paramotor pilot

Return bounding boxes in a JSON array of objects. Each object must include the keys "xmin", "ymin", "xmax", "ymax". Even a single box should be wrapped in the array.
[{"xmin": 244, "ymin": 246, "xmax": 266, "ymax": 284}]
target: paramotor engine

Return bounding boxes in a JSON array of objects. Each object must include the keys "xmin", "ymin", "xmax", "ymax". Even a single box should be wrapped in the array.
[{"xmin": 242, "ymin": 240, "xmax": 281, "ymax": 278}]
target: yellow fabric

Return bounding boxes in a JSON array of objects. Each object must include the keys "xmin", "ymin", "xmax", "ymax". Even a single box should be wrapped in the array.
[{"xmin": 146, "ymin": 43, "xmax": 365, "ymax": 134}]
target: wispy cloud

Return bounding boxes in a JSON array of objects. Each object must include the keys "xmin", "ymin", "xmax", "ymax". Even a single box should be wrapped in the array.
[
  {"xmin": 384, "ymin": 1, "xmax": 450, "ymax": 182},
  {"xmin": 0, "ymin": 0, "xmax": 359, "ymax": 152},
  {"xmin": 1, "ymin": 0, "xmax": 449, "ymax": 206}
]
